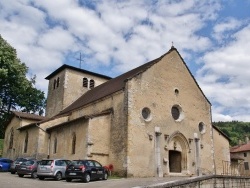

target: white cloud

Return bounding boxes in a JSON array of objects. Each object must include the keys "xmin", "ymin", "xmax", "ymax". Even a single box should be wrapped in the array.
[
  {"xmin": 198, "ymin": 24, "xmax": 250, "ymax": 121},
  {"xmin": 1, "ymin": 0, "xmax": 250, "ymax": 122},
  {"xmin": 212, "ymin": 17, "xmax": 243, "ymax": 42},
  {"xmin": 38, "ymin": 27, "xmax": 75, "ymax": 51}
]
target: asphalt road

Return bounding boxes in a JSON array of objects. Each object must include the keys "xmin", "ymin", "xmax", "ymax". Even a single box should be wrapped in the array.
[{"xmin": 0, "ymin": 172, "xmax": 186, "ymax": 188}]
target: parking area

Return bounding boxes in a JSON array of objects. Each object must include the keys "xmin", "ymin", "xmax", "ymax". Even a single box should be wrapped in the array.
[{"xmin": 0, "ymin": 172, "xmax": 186, "ymax": 188}]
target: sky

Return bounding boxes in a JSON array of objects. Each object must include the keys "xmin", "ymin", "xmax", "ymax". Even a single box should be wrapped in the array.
[{"xmin": 0, "ymin": 0, "xmax": 250, "ymax": 122}]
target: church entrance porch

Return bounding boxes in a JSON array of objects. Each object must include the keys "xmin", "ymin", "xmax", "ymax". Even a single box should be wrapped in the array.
[{"xmin": 164, "ymin": 131, "xmax": 190, "ymax": 175}]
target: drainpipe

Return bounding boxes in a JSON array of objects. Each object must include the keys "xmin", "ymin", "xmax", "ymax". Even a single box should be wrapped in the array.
[
  {"xmin": 155, "ymin": 127, "xmax": 163, "ymax": 177},
  {"xmin": 210, "ymin": 106, "xmax": 216, "ymax": 175},
  {"xmin": 35, "ymin": 123, "xmax": 50, "ymax": 159},
  {"xmin": 194, "ymin": 133, "xmax": 201, "ymax": 176}
]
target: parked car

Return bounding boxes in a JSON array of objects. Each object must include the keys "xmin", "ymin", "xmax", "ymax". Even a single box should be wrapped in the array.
[
  {"xmin": 17, "ymin": 159, "xmax": 40, "ymax": 178},
  {"xmin": 37, "ymin": 159, "xmax": 71, "ymax": 180},
  {"xmin": 10, "ymin": 157, "xmax": 35, "ymax": 174},
  {"xmin": 0, "ymin": 158, "xmax": 13, "ymax": 172},
  {"xmin": 65, "ymin": 159, "xmax": 108, "ymax": 183}
]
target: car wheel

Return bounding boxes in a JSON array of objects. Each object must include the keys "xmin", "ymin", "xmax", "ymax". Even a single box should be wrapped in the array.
[
  {"xmin": 31, "ymin": 171, "xmax": 37, "ymax": 178},
  {"xmin": 55, "ymin": 172, "xmax": 62, "ymax": 181},
  {"xmin": 66, "ymin": 178, "xmax": 72, "ymax": 182},
  {"xmin": 38, "ymin": 177, "xmax": 45, "ymax": 180},
  {"xmin": 82, "ymin": 173, "xmax": 90, "ymax": 183},
  {"xmin": 103, "ymin": 172, "xmax": 108, "ymax": 180},
  {"xmin": 18, "ymin": 174, "xmax": 24, "ymax": 177}
]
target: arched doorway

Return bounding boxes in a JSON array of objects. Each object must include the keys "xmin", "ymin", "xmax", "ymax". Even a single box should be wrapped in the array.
[
  {"xmin": 169, "ymin": 150, "xmax": 182, "ymax": 172},
  {"xmin": 166, "ymin": 131, "xmax": 190, "ymax": 174}
]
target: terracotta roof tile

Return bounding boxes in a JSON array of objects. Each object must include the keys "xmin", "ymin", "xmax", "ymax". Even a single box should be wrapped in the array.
[
  {"xmin": 58, "ymin": 49, "xmax": 167, "ymax": 115},
  {"xmin": 230, "ymin": 143, "xmax": 250, "ymax": 153},
  {"xmin": 12, "ymin": 111, "xmax": 45, "ymax": 121},
  {"xmin": 57, "ymin": 47, "xmax": 210, "ymax": 116},
  {"xmin": 45, "ymin": 64, "xmax": 112, "ymax": 80}
]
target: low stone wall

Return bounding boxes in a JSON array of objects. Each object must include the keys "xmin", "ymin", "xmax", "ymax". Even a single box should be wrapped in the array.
[{"xmin": 141, "ymin": 175, "xmax": 250, "ymax": 188}]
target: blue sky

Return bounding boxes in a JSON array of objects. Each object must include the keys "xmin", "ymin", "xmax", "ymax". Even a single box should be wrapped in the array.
[{"xmin": 1, "ymin": 0, "xmax": 250, "ymax": 122}]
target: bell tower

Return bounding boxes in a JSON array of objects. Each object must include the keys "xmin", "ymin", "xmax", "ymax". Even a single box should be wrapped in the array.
[{"xmin": 45, "ymin": 65, "xmax": 111, "ymax": 118}]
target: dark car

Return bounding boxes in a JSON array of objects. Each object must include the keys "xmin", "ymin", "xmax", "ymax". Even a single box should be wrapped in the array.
[
  {"xmin": 17, "ymin": 159, "xmax": 40, "ymax": 178},
  {"xmin": 10, "ymin": 157, "xmax": 35, "ymax": 174},
  {"xmin": 0, "ymin": 158, "xmax": 13, "ymax": 172},
  {"xmin": 65, "ymin": 160, "xmax": 108, "ymax": 183}
]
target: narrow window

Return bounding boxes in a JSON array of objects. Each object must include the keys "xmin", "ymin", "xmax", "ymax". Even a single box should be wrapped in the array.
[
  {"xmin": 244, "ymin": 162, "xmax": 249, "ymax": 170},
  {"xmin": 83, "ymin": 78, "xmax": 88, "ymax": 88},
  {"xmin": 9, "ymin": 128, "xmax": 14, "ymax": 149},
  {"xmin": 24, "ymin": 131, "xmax": 29, "ymax": 153},
  {"xmin": 56, "ymin": 77, "xmax": 60, "ymax": 87},
  {"xmin": 89, "ymin": 79, "xmax": 95, "ymax": 89},
  {"xmin": 54, "ymin": 137, "xmax": 57, "ymax": 154},
  {"xmin": 53, "ymin": 79, "xmax": 56, "ymax": 89},
  {"xmin": 72, "ymin": 132, "xmax": 76, "ymax": 154},
  {"xmin": 244, "ymin": 153, "xmax": 247, "ymax": 157}
]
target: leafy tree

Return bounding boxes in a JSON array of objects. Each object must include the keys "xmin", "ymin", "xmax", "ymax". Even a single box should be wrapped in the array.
[
  {"xmin": 214, "ymin": 121, "xmax": 250, "ymax": 146},
  {"xmin": 0, "ymin": 35, "xmax": 46, "ymax": 138}
]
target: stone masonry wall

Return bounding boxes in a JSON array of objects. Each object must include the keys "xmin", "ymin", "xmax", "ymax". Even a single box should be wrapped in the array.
[{"xmin": 126, "ymin": 49, "xmax": 216, "ymax": 177}]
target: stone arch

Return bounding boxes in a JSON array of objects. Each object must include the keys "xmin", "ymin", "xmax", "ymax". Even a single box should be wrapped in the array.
[{"xmin": 166, "ymin": 131, "xmax": 190, "ymax": 173}]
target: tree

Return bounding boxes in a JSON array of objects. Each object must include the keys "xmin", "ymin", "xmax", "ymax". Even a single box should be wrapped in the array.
[{"xmin": 0, "ymin": 35, "xmax": 46, "ymax": 138}]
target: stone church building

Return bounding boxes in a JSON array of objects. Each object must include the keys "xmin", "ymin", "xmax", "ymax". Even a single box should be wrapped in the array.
[{"xmin": 3, "ymin": 47, "xmax": 230, "ymax": 177}]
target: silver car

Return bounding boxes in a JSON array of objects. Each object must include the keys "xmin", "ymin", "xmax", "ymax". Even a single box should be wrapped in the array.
[{"xmin": 37, "ymin": 159, "xmax": 71, "ymax": 180}]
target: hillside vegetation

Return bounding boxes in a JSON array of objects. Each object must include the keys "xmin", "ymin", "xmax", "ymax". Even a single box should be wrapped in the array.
[{"xmin": 214, "ymin": 121, "xmax": 250, "ymax": 146}]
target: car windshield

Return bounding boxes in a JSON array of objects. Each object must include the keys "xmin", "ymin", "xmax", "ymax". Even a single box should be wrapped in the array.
[
  {"xmin": 24, "ymin": 160, "xmax": 35, "ymax": 165},
  {"xmin": 39, "ymin": 160, "xmax": 53, "ymax": 165},
  {"xmin": 72, "ymin": 160, "xmax": 85, "ymax": 165},
  {"xmin": 0, "ymin": 159, "xmax": 12, "ymax": 163},
  {"xmin": 15, "ymin": 159, "xmax": 26, "ymax": 164}
]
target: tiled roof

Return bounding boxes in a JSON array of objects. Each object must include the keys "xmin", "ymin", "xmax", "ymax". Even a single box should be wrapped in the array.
[
  {"xmin": 58, "ymin": 50, "xmax": 165, "ymax": 116},
  {"xmin": 58, "ymin": 47, "xmax": 210, "ymax": 116},
  {"xmin": 12, "ymin": 111, "xmax": 45, "ymax": 121},
  {"xmin": 230, "ymin": 143, "xmax": 250, "ymax": 153},
  {"xmin": 45, "ymin": 64, "xmax": 112, "ymax": 80}
]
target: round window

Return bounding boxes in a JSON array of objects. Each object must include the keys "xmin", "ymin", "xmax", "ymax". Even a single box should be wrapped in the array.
[
  {"xmin": 142, "ymin": 107, "xmax": 151, "ymax": 120},
  {"xmin": 199, "ymin": 122, "xmax": 206, "ymax": 134},
  {"xmin": 171, "ymin": 105, "xmax": 184, "ymax": 121},
  {"xmin": 171, "ymin": 106, "xmax": 180, "ymax": 120}
]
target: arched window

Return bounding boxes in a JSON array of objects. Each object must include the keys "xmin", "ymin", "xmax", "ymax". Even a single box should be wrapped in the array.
[
  {"xmin": 53, "ymin": 79, "xmax": 56, "ymax": 89},
  {"xmin": 72, "ymin": 132, "xmax": 76, "ymax": 154},
  {"xmin": 89, "ymin": 79, "xmax": 95, "ymax": 89},
  {"xmin": 54, "ymin": 137, "xmax": 57, "ymax": 154},
  {"xmin": 9, "ymin": 128, "xmax": 14, "ymax": 149},
  {"xmin": 199, "ymin": 122, "xmax": 206, "ymax": 134},
  {"xmin": 24, "ymin": 131, "xmax": 29, "ymax": 153},
  {"xmin": 83, "ymin": 77, "xmax": 88, "ymax": 88},
  {"xmin": 56, "ymin": 77, "xmax": 60, "ymax": 87}
]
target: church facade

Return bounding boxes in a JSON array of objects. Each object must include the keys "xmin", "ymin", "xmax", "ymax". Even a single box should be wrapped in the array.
[{"xmin": 3, "ymin": 47, "xmax": 230, "ymax": 177}]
